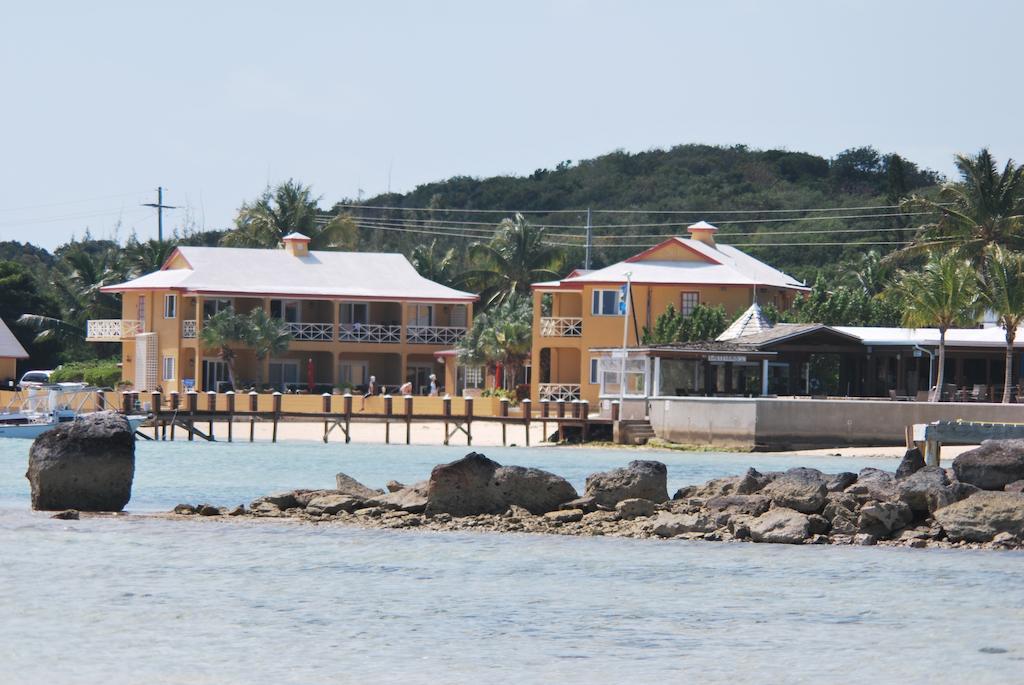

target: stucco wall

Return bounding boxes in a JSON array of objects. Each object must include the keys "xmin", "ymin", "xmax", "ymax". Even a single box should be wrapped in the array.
[{"xmin": 648, "ymin": 396, "xmax": 1024, "ymax": 450}]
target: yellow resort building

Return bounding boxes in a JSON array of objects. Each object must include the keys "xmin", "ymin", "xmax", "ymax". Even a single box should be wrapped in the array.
[
  {"xmin": 88, "ymin": 233, "xmax": 476, "ymax": 395},
  {"xmin": 530, "ymin": 221, "xmax": 808, "ymax": 406}
]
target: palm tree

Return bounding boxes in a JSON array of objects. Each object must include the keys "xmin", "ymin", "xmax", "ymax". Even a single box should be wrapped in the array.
[
  {"xmin": 896, "ymin": 149, "xmax": 1024, "ymax": 266},
  {"xmin": 457, "ymin": 295, "xmax": 532, "ymax": 389},
  {"xmin": 198, "ymin": 309, "xmax": 248, "ymax": 389},
  {"xmin": 461, "ymin": 214, "xmax": 563, "ymax": 308},
  {"xmin": 410, "ymin": 239, "xmax": 459, "ymax": 287},
  {"xmin": 126, "ymin": 238, "xmax": 178, "ymax": 276},
  {"xmin": 221, "ymin": 179, "xmax": 357, "ymax": 250},
  {"xmin": 245, "ymin": 308, "xmax": 292, "ymax": 386},
  {"xmin": 980, "ymin": 246, "xmax": 1024, "ymax": 403},
  {"xmin": 894, "ymin": 252, "xmax": 982, "ymax": 401}
]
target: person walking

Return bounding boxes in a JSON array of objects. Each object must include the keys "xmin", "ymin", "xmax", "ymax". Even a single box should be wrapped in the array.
[{"xmin": 360, "ymin": 375, "xmax": 376, "ymax": 410}]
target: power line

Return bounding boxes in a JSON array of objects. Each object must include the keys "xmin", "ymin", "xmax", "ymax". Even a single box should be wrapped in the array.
[
  {"xmin": 333, "ymin": 203, "xmax": 582, "ymax": 215},
  {"xmin": 0, "ymin": 190, "xmax": 151, "ymax": 213},
  {"xmin": 0, "ymin": 206, "xmax": 152, "ymax": 228},
  {"xmin": 586, "ymin": 211, "xmax": 934, "ymax": 230},
  {"xmin": 331, "ymin": 201, "xmax": 938, "ymax": 216}
]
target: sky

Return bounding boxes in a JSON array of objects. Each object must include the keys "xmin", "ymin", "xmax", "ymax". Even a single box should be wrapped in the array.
[{"xmin": 1, "ymin": 0, "xmax": 1021, "ymax": 251}]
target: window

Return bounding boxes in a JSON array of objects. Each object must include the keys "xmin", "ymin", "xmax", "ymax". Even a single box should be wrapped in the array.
[
  {"xmin": 589, "ymin": 358, "xmax": 599, "ymax": 384},
  {"xmin": 591, "ymin": 289, "xmax": 621, "ymax": 316},
  {"xmin": 137, "ymin": 295, "xmax": 146, "ymax": 326},
  {"xmin": 464, "ymin": 366, "xmax": 483, "ymax": 388},
  {"xmin": 163, "ymin": 294, "xmax": 177, "ymax": 319},
  {"xmin": 410, "ymin": 304, "xmax": 433, "ymax": 326},
  {"xmin": 681, "ymin": 291, "xmax": 699, "ymax": 317},
  {"xmin": 340, "ymin": 302, "xmax": 369, "ymax": 324},
  {"xmin": 203, "ymin": 298, "xmax": 232, "ymax": 319},
  {"xmin": 162, "ymin": 355, "xmax": 176, "ymax": 381},
  {"xmin": 270, "ymin": 299, "xmax": 301, "ymax": 323}
]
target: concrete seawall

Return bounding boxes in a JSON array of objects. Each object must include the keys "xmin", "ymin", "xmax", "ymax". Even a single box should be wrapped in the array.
[{"xmin": 647, "ymin": 396, "xmax": 1024, "ymax": 450}]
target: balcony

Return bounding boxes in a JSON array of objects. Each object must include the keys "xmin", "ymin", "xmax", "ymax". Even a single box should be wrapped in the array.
[
  {"xmin": 538, "ymin": 383, "xmax": 581, "ymax": 401},
  {"xmin": 182, "ymin": 320, "xmax": 197, "ymax": 339},
  {"xmin": 407, "ymin": 325, "xmax": 466, "ymax": 345},
  {"xmin": 338, "ymin": 323, "xmax": 401, "ymax": 343},
  {"xmin": 285, "ymin": 322, "xmax": 335, "ymax": 342},
  {"xmin": 86, "ymin": 319, "xmax": 142, "ymax": 342},
  {"xmin": 540, "ymin": 317, "xmax": 583, "ymax": 337}
]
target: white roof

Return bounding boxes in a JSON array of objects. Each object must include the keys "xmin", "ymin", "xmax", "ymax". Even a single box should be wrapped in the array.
[
  {"xmin": 282, "ymin": 232, "xmax": 310, "ymax": 241},
  {"xmin": 0, "ymin": 318, "xmax": 29, "ymax": 359},
  {"xmin": 836, "ymin": 325, "xmax": 1024, "ymax": 348},
  {"xmin": 103, "ymin": 246, "xmax": 477, "ymax": 302},
  {"xmin": 717, "ymin": 303, "xmax": 773, "ymax": 341},
  {"xmin": 541, "ymin": 237, "xmax": 806, "ymax": 290}
]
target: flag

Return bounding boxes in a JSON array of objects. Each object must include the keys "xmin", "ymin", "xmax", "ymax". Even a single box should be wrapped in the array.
[{"xmin": 618, "ymin": 284, "xmax": 628, "ymax": 314}]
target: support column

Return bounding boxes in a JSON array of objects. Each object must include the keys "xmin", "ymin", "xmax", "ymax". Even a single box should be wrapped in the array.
[
  {"xmin": 761, "ymin": 359, "xmax": 769, "ymax": 396},
  {"xmin": 194, "ymin": 295, "xmax": 204, "ymax": 391}
]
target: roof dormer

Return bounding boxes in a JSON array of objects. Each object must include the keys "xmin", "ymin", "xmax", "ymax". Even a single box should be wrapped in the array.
[
  {"xmin": 282, "ymin": 232, "xmax": 311, "ymax": 257},
  {"xmin": 687, "ymin": 220, "xmax": 718, "ymax": 247}
]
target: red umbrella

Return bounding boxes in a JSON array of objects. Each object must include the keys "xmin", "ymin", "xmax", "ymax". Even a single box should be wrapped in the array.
[{"xmin": 306, "ymin": 357, "xmax": 315, "ymax": 392}]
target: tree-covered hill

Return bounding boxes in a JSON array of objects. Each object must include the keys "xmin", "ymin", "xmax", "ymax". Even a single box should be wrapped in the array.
[{"xmin": 331, "ymin": 143, "xmax": 941, "ymax": 282}]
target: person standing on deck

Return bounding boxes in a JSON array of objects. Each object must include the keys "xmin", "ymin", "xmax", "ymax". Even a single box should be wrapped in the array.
[
  {"xmin": 399, "ymin": 379, "xmax": 413, "ymax": 396},
  {"xmin": 361, "ymin": 375, "xmax": 376, "ymax": 410},
  {"xmin": 428, "ymin": 374, "xmax": 438, "ymax": 396}
]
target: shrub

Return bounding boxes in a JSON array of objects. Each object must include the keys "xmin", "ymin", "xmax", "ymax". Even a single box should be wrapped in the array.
[{"xmin": 50, "ymin": 359, "xmax": 122, "ymax": 388}]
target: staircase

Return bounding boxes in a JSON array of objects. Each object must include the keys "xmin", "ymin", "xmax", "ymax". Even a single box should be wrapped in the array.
[{"xmin": 617, "ymin": 419, "xmax": 656, "ymax": 445}]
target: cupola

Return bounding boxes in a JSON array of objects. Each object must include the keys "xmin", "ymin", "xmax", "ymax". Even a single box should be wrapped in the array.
[
  {"xmin": 282, "ymin": 232, "xmax": 311, "ymax": 257},
  {"xmin": 687, "ymin": 220, "xmax": 718, "ymax": 247}
]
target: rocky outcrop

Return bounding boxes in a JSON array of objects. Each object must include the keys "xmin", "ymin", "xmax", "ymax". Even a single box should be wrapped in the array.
[
  {"xmin": 586, "ymin": 460, "xmax": 668, "ymax": 507},
  {"xmin": 335, "ymin": 473, "xmax": 383, "ymax": 499},
  {"xmin": 933, "ymin": 491, "xmax": 1024, "ymax": 542},
  {"xmin": 761, "ymin": 467, "xmax": 828, "ymax": 514},
  {"xmin": 176, "ymin": 454, "xmax": 1024, "ymax": 551},
  {"xmin": 425, "ymin": 453, "xmax": 578, "ymax": 516},
  {"xmin": 896, "ymin": 447, "xmax": 926, "ymax": 479},
  {"xmin": 749, "ymin": 508, "xmax": 810, "ymax": 544},
  {"xmin": 26, "ymin": 411, "xmax": 135, "ymax": 512},
  {"xmin": 952, "ymin": 441, "xmax": 1024, "ymax": 491}
]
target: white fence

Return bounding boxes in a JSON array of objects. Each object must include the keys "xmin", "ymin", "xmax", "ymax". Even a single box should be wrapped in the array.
[
  {"xmin": 540, "ymin": 317, "xmax": 583, "ymax": 337},
  {"xmin": 182, "ymin": 320, "xmax": 197, "ymax": 339},
  {"xmin": 85, "ymin": 319, "xmax": 142, "ymax": 341},
  {"xmin": 406, "ymin": 325, "xmax": 466, "ymax": 345},
  {"xmin": 338, "ymin": 323, "xmax": 401, "ymax": 343},
  {"xmin": 285, "ymin": 322, "xmax": 335, "ymax": 341},
  {"xmin": 538, "ymin": 383, "xmax": 581, "ymax": 401}
]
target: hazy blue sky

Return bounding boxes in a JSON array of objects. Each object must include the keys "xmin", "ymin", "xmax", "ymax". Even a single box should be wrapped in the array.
[{"xmin": 2, "ymin": 0, "xmax": 1021, "ymax": 250}]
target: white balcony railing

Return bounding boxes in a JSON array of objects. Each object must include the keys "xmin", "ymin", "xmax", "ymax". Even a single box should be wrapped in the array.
[
  {"xmin": 538, "ymin": 383, "xmax": 581, "ymax": 401},
  {"xmin": 85, "ymin": 319, "xmax": 142, "ymax": 342},
  {"xmin": 338, "ymin": 323, "xmax": 401, "ymax": 343},
  {"xmin": 182, "ymin": 320, "xmax": 197, "ymax": 339},
  {"xmin": 406, "ymin": 325, "xmax": 466, "ymax": 345},
  {"xmin": 285, "ymin": 322, "xmax": 335, "ymax": 342},
  {"xmin": 540, "ymin": 317, "xmax": 583, "ymax": 337}
]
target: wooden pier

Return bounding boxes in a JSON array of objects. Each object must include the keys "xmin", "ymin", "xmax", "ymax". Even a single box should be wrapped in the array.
[
  {"xmin": 910, "ymin": 419, "xmax": 1024, "ymax": 465},
  {"xmin": 105, "ymin": 390, "xmax": 615, "ymax": 446}
]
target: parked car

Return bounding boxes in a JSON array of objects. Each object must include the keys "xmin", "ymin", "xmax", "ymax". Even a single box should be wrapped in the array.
[{"xmin": 18, "ymin": 370, "xmax": 53, "ymax": 388}]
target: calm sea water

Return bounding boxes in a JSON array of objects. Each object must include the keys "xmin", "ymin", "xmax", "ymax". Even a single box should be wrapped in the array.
[{"xmin": 1, "ymin": 438, "xmax": 1022, "ymax": 684}]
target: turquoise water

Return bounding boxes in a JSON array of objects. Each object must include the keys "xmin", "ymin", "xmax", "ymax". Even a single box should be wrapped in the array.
[{"xmin": 2, "ymin": 439, "xmax": 1023, "ymax": 683}]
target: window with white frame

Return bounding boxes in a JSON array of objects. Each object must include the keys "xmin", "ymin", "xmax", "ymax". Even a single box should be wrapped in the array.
[
  {"xmin": 464, "ymin": 366, "xmax": 483, "ymax": 388},
  {"xmin": 340, "ymin": 302, "xmax": 369, "ymax": 324},
  {"xmin": 270, "ymin": 299, "xmax": 301, "ymax": 323},
  {"xmin": 591, "ymin": 289, "xmax": 621, "ymax": 316},
  {"xmin": 681, "ymin": 291, "xmax": 699, "ymax": 317},
  {"xmin": 162, "ymin": 355, "xmax": 176, "ymax": 381},
  {"xmin": 589, "ymin": 357, "xmax": 599, "ymax": 384},
  {"xmin": 163, "ymin": 294, "xmax": 177, "ymax": 319}
]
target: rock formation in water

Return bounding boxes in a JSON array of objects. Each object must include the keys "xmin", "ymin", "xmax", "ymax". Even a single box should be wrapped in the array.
[
  {"xmin": 27, "ymin": 411, "xmax": 135, "ymax": 512},
  {"xmin": 171, "ymin": 442, "xmax": 1024, "ymax": 550}
]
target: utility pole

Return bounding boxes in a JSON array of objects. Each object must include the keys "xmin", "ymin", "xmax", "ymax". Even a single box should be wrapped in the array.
[
  {"xmin": 143, "ymin": 187, "xmax": 177, "ymax": 242},
  {"xmin": 584, "ymin": 207, "xmax": 592, "ymax": 270}
]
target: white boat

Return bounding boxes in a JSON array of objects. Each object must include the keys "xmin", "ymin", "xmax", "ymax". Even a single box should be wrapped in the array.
[{"xmin": 0, "ymin": 384, "xmax": 148, "ymax": 439}]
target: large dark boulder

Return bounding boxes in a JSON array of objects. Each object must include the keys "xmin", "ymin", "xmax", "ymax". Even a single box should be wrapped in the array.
[
  {"xmin": 952, "ymin": 441, "xmax": 1024, "ymax": 491},
  {"xmin": 424, "ymin": 453, "xmax": 578, "ymax": 516},
  {"xmin": 845, "ymin": 468, "xmax": 896, "ymax": 502},
  {"xmin": 586, "ymin": 460, "xmax": 669, "ymax": 507},
  {"xmin": 896, "ymin": 448, "xmax": 925, "ymax": 479},
  {"xmin": 762, "ymin": 467, "xmax": 828, "ymax": 514},
  {"xmin": 26, "ymin": 411, "xmax": 135, "ymax": 512},
  {"xmin": 934, "ymin": 491, "xmax": 1024, "ymax": 542},
  {"xmin": 897, "ymin": 466, "xmax": 951, "ymax": 514}
]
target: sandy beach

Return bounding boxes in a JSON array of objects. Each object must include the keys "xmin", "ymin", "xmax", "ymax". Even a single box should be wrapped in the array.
[{"xmin": 142, "ymin": 418, "xmax": 980, "ymax": 461}]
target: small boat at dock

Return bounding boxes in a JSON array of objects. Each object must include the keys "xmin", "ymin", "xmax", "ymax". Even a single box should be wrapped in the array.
[{"xmin": 0, "ymin": 384, "xmax": 147, "ymax": 439}]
